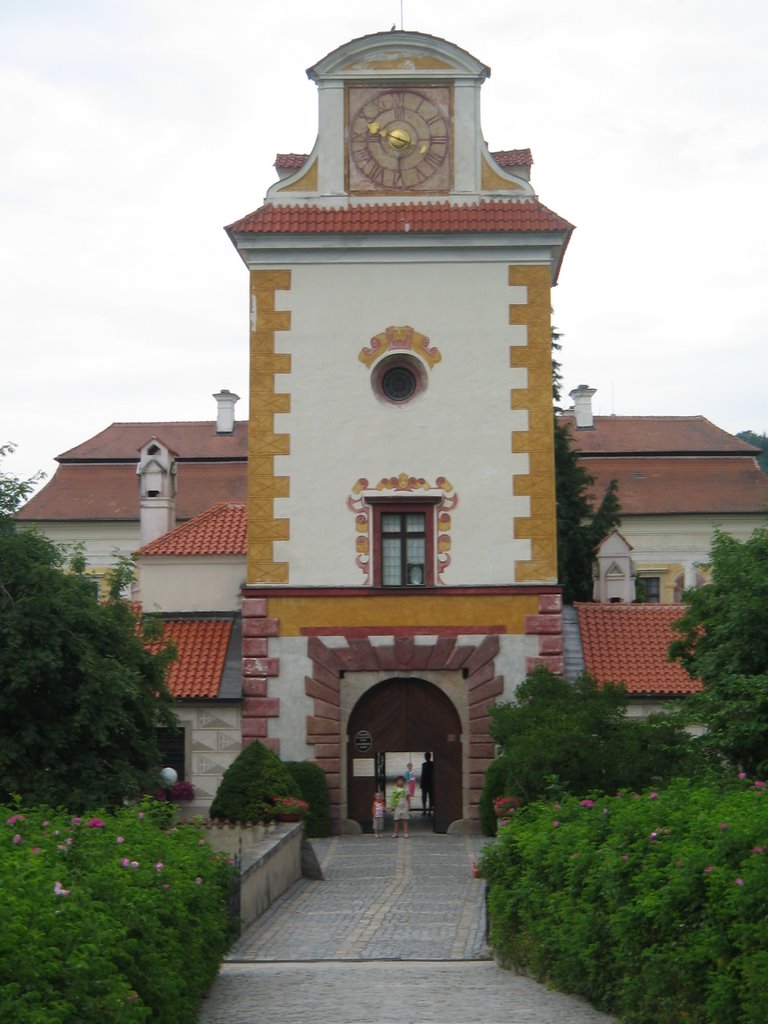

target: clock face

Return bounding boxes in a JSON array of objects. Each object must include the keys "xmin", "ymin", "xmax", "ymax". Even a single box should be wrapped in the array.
[{"xmin": 348, "ymin": 85, "xmax": 451, "ymax": 193}]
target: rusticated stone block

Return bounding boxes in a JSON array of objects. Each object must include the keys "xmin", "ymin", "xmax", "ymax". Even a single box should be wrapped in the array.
[
  {"xmin": 312, "ymin": 742, "xmax": 340, "ymax": 759},
  {"xmin": 241, "ymin": 718, "xmax": 268, "ymax": 738},
  {"xmin": 526, "ymin": 655, "xmax": 565, "ymax": 675},
  {"xmin": 242, "ymin": 697, "xmax": 280, "ymax": 718},
  {"xmin": 469, "ymin": 676, "xmax": 504, "ymax": 707},
  {"xmin": 524, "ymin": 614, "xmax": 562, "ymax": 635},
  {"xmin": 539, "ymin": 593, "xmax": 563, "ymax": 614},
  {"xmin": 428, "ymin": 637, "xmax": 457, "ymax": 669},
  {"xmin": 467, "ymin": 661, "xmax": 495, "ymax": 688},
  {"xmin": 243, "ymin": 657, "xmax": 280, "ymax": 677},
  {"xmin": 445, "ymin": 645, "xmax": 472, "ymax": 671},
  {"xmin": 313, "ymin": 699, "xmax": 340, "ymax": 721},
  {"xmin": 538, "ymin": 635, "xmax": 564, "ymax": 655},
  {"xmin": 242, "ymin": 617, "xmax": 279, "ymax": 638},
  {"xmin": 305, "ymin": 676, "xmax": 340, "ymax": 705},
  {"xmin": 463, "ymin": 634, "xmax": 500, "ymax": 675},
  {"xmin": 242, "ymin": 637, "xmax": 268, "ymax": 658},
  {"xmin": 307, "ymin": 716, "xmax": 340, "ymax": 736},
  {"xmin": 469, "ymin": 714, "xmax": 492, "ymax": 736},
  {"xmin": 241, "ymin": 597, "xmax": 268, "ymax": 618},
  {"xmin": 242, "ymin": 679, "xmax": 268, "ymax": 697}
]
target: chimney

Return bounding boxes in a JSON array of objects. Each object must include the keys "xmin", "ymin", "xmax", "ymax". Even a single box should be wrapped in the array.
[
  {"xmin": 214, "ymin": 389, "xmax": 240, "ymax": 434},
  {"xmin": 569, "ymin": 384, "xmax": 597, "ymax": 429},
  {"xmin": 137, "ymin": 437, "xmax": 178, "ymax": 547}
]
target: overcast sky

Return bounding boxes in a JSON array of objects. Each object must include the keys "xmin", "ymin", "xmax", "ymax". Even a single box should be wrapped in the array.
[{"xmin": 2, "ymin": 0, "xmax": 767, "ymax": 489}]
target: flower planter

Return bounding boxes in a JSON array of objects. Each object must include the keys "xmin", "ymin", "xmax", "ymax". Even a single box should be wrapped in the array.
[{"xmin": 276, "ymin": 813, "xmax": 302, "ymax": 823}]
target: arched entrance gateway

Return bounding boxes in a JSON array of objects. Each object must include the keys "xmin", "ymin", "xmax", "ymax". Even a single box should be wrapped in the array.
[{"xmin": 347, "ymin": 678, "xmax": 462, "ymax": 833}]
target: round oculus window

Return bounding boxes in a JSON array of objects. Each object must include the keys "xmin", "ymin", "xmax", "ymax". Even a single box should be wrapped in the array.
[{"xmin": 381, "ymin": 365, "xmax": 417, "ymax": 402}]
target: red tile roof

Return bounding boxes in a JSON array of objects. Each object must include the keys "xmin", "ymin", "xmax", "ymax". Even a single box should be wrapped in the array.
[
  {"xmin": 583, "ymin": 455, "xmax": 768, "ymax": 516},
  {"xmin": 275, "ymin": 153, "xmax": 310, "ymax": 170},
  {"xmin": 139, "ymin": 502, "xmax": 247, "ymax": 556},
  {"xmin": 57, "ymin": 421, "xmax": 247, "ymax": 461},
  {"xmin": 226, "ymin": 199, "xmax": 573, "ymax": 235},
  {"xmin": 16, "ymin": 462, "xmax": 247, "ymax": 522},
  {"xmin": 576, "ymin": 602, "xmax": 702, "ymax": 695},
  {"xmin": 562, "ymin": 415, "xmax": 758, "ymax": 456},
  {"xmin": 150, "ymin": 619, "xmax": 233, "ymax": 699},
  {"xmin": 491, "ymin": 149, "xmax": 533, "ymax": 167}
]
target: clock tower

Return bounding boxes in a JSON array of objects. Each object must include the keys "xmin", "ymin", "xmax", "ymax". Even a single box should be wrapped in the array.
[{"xmin": 227, "ymin": 31, "xmax": 573, "ymax": 833}]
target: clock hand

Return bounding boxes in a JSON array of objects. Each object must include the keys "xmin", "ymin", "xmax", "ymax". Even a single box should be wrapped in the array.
[{"xmin": 367, "ymin": 122, "xmax": 429, "ymax": 154}]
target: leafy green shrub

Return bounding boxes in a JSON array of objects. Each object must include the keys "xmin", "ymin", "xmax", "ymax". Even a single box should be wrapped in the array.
[
  {"xmin": 0, "ymin": 800, "xmax": 236, "ymax": 1023},
  {"xmin": 284, "ymin": 761, "xmax": 331, "ymax": 837},
  {"xmin": 480, "ymin": 775, "xmax": 768, "ymax": 1022},
  {"xmin": 478, "ymin": 667, "xmax": 708, "ymax": 833},
  {"xmin": 209, "ymin": 740, "xmax": 302, "ymax": 823}
]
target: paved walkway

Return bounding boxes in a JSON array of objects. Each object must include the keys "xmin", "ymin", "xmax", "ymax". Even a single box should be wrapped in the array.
[{"xmin": 198, "ymin": 823, "xmax": 616, "ymax": 1023}]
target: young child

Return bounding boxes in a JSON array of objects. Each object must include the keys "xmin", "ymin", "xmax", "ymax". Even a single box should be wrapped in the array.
[
  {"xmin": 372, "ymin": 790, "xmax": 386, "ymax": 837},
  {"xmin": 390, "ymin": 775, "xmax": 411, "ymax": 838},
  {"xmin": 405, "ymin": 762, "xmax": 416, "ymax": 799}
]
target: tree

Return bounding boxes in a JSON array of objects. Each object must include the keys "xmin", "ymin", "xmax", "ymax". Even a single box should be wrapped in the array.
[
  {"xmin": 670, "ymin": 526, "xmax": 768, "ymax": 774},
  {"xmin": 0, "ymin": 442, "xmax": 44, "ymax": 517},
  {"xmin": 549, "ymin": 329, "xmax": 621, "ymax": 602},
  {"xmin": 479, "ymin": 667, "xmax": 705, "ymax": 833},
  {"xmin": 554, "ymin": 420, "xmax": 621, "ymax": 602},
  {"xmin": 736, "ymin": 430, "xmax": 768, "ymax": 474},
  {"xmin": 0, "ymin": 448, "xmax": 177, "ymax": 812}
]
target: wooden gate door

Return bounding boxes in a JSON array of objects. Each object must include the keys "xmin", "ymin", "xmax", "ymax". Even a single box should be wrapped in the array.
[{"xmin": 347, "ymin": 678, "xmax": 462, "ymax": 833}]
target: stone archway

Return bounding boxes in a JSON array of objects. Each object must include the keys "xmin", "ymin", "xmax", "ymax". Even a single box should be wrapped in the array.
[
  {"xmin": 303, "ymin": 633, "xmax": 504, "ymax": 833},
  {"xmin": 347, "ymin": 677, "xmax": 462, "ymax": 833}
]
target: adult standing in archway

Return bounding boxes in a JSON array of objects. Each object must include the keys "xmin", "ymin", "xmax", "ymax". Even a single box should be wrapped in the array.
[{"xmin": 420, "ymin": 751, "xmax": 434, "ymax": 816}]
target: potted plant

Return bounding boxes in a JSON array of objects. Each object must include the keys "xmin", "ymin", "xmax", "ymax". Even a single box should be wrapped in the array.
[{"xmin": 271, "ymin": 795, "xmax": 309, "ymax": 822}]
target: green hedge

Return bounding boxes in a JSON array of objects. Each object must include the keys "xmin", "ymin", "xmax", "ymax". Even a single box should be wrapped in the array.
[
  {"xmin": 480, "ymin": 776, "xmax": 768, "ymax": 1023},
  {"xmin": 209, "ymin": 739, "xmax": 302, "ymax": 824},
  {"xmin": 1, "ymin": 800, "xmax": 236, "ymax": 1023},
  {"xmin": 284, "ymin": 761, "xmax": 331, "ymax": 837}
]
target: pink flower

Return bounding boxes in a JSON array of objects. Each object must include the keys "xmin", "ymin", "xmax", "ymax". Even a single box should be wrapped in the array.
[
  {"xmin": 12, "ymin": 834, "xmax": 21, "ymax": 845},
  {"xmin": 155, "ymin": 861, "xmax": 164, "ymax": 872},
  {"xmin": 751, "ymin": 846, "xmax": 765, "ymax": 855},
  {"xmin": 137, "ymin": 812, "xmax": 144, "ymax": 820},
  {"xmin": 621, "ymin": 854, "xmax": 629, "ymax": 862},
  {"xmin": 649, "ymin": 792, "xmax": 659, "ymax": 799},
  {"xmin": 704, "ymin": 865, "xmax": 714, "ymax": 874},
  {"xmin": 53, "ymin": 881, "xmax": 70, "ymax": 896},
  {"xmin": 6, "ymin": 814, "xmax": 25, "ymax": 826},
  {"xmin": 86, "ymin": 818, "xmax": 105, "ymax": 828},
  {"xmin": 735, "ymin": 878, "xmax": 744, "ymax": 886},
  {"xmin": 70, "ymin": 817, "xmax": 81, "ymax": 826},
  {"xmin": 579, "ymin": 800, "xmax": 594, "ymax": 808},
  {"xmin": 194, "ymin": 876, "xmax": 202, "ymax": 885},
  {"xmin": 754, "ymin": 780, "xmax": 766, "ymax": 789},
  {"xmin": 552, "ymin": 820, "xmax": 560, "ymax": 828},
  {"xmin": 738, "ymin": 772, "xmax": 747, "ymax": 780},
  {"xmin": 130, "ymin": 861, "xmax": 139, "ymax": 869},
  {"xmin": 719, "ymin": 822, "xmax": 729, "ymax": 830},
  {"xmin": 116, "ymin": 836, "xmax": 125, "ymax": 844},
  {"xmin": 31, "ymin": 847, "xmax": 41, "ymax": 854}
]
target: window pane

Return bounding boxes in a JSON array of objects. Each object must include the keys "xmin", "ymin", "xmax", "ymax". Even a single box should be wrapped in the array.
[
  {"xmin": 381, "ymin": 513, "xmax": 402, "ymax": 534},
  {"xmin": 405, "ymin": 513, "xmax": 424, "ymax": 533},
  {"xmin": 382, "ymin": 536, "xmax": 402, "ymax": 586}
]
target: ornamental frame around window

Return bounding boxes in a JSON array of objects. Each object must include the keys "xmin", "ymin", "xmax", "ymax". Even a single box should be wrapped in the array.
[{"xmin": 368, "ymin": 497, "xmax": 441, "ymax": 588}]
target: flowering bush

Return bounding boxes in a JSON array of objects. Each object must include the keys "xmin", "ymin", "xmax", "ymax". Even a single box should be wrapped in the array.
[
  {"xmin": 170, "ymin": 780, "xmax": 195, "ymax": 801},
  {"xmin": 493, "ymin": 795, "xmax": 520, "ymax": 815},
  {"xmin": 272, "ymin": 795, "xmax": 309, "ymax": 817},
  {"xmin": 480, "ymin": 776, "xmax": 768, "ymax": 1023},
  {"xmin": 1, "ymin": 799, "xmax": 237, "ymax": 1023}
]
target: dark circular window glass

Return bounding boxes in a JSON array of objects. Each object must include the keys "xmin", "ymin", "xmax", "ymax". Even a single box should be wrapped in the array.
[{"xmin": 381, "ymin": 365, "xmax": 417, "ymax": 402}]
